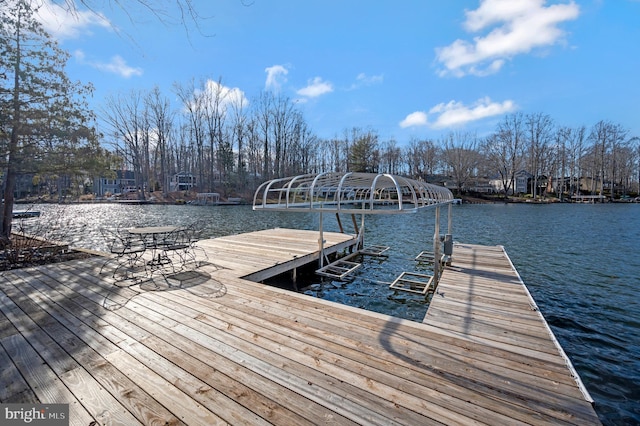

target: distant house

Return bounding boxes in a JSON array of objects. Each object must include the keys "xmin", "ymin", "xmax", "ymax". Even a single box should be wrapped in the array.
[
  {"xmin": 93, "ymin": 170, "xmax": 136, "ymax": 196},
  {"xmin": 488, "ymin": 175, "xmax": 505, "ymax": 194},
  {"xmin": 170, "ymin": 172, "xmax": 196, "ymax": 192},
  {"xmin": 514, "ymin": 170, "xmax": 533, "ymax": 194},
  {"xmin": 470, "ymin": 177, "xmax": 494, "ymax": 194},
  {"xmin": 488, "ymin": 170, "xmax": 533, "ymax": 195}
]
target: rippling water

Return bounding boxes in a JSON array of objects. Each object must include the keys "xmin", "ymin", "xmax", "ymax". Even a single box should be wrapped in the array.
[{"xmin": 19, "ymin": 202, "xmax": 640, "ymax": 425}]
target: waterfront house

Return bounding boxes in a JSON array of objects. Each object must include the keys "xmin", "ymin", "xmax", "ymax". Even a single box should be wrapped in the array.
[
  {"xmin": 514, "ymin": 170, "xmax": 533, "ymax": 194},
  {"xmin": 488, "ymin": 170, "xmax": 533, "ymax": 195},
  {"xmin": 170, "ymin": 172, "xmax": 197, "ymax": 192},
  {"xmin": 93, "ymin": 170, "xmax": 136, "ymax": 196}
]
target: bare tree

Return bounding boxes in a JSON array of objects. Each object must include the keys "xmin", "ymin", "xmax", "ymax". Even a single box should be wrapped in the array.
[
  {"xmin": 295, "ymin": 118, "xmax": 320, "ymax": 174},
  {"xmin": 230, "ymin": 92, "xmax": 248, "ymax": 189},
  {"xmin": 255, "ymin": 91, "xmax": 273, "ymax": 179},
  {"xmin": 631, "ymin": 136, "xmax": 640, "ymax": 195},
  {"xmin": 175, "ymin": 122, "xmax": 194, "ymax": 178},
  {"xmin": 244, "ymin": 116, "xmax": 262, "ymax": 185},
  {"xmin": 285, "ymin": 111, "xmax": 318, "ymax": 175},
  {"xmin": 483, "ymin": 113, "xmax": 525, "ymax": 197},
  {"xmin": 557, "ymin": 125, "xmax": 585, "ymax": 198},
  {"xmin": 271, "ymin": 93, "xmax": 297, "ymax": 177},
  {"xmin": 324, "ymin": 136, "xmax": 349, "ymax": 173},
  {"xmin": 379, "ymin": 139, "xmax": 402, "ymax": 174},
  {"xmin": 102, "ymin": 90, "xmax": 150, "ymax": 200},
  {"xmin": 617, "ymin": 142, "xmax": 637, "ymax": 196},
  {"xmin": 201, "ymin": 78, "xmax": 229, "ymax": 188},
  {"xmin": 441, "ymin": 132, "xmax": 481, "ymax": 194},
  {"xmin": 525, "ymin": 113, "xmax": 554, "ymax": 198},
  {"xmin": 588, "ymin": 120, "xmax": 628, "ymax": 199},
  {"xmin": 44, "ymin": 0, "xmax": 211, "ymax": 38},
  {"xmin": 145, "ymin": 86, "xmax": 174, "ymax": 195},
  {"xmin": 404, "ymin": 137, "xmax": 440, "ymax": 179},
  {"xmin": 174, "ymin": 78, "xmax": 206, "ymax": 190}
]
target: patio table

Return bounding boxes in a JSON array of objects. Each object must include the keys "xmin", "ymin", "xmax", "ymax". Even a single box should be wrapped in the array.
[{"xmin": 128, "ymin": 226, "xmax": 186, "ymax": 274}]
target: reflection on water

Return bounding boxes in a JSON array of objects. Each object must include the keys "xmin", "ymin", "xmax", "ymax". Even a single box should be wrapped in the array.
[{"xmin": 17, "ymin": 202, "xmax": 640, "ymax": 425}]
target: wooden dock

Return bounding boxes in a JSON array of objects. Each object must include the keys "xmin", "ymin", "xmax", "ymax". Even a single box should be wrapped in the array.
[
  {"xmin": 0, "ymin": 229, "xmax": 601, "ymax": 425},
  {"xmin": 425, "ymin": 243, "xmax": 600, "ymax": 424},
  {"xmin": 197, "ymin": 228, "xmax": 357, "ymax": 282}
]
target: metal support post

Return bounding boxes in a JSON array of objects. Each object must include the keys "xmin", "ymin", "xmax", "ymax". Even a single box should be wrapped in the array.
[
  {"xmin": 433, "ymin": 206, "xmax": 441, "ymax": 279},
  {"xmin": 318, "ymin": 211, "xmax": 325, "ymax": 268}
]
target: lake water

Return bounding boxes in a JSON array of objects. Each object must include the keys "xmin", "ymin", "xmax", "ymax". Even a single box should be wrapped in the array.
[{"xmin": 19, "ymin": 202, "xmax": 640, "ymax": 425}]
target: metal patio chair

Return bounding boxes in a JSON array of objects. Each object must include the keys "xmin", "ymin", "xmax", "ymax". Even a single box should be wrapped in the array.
[
  {"xmin": 180, "ymin": 222, "xmax": 209, "ymax": 268},
  {"xmin": 99, "ymin": 227, "xmax": 147, "ymax": 281}
]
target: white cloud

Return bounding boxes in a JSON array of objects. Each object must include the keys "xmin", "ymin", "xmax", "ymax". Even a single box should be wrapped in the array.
[
  {"xmin": 184, "ymin": 80, "xmax": 249, "ymax": 114},
  {"xmin": 435, "ymin": 0, "xmax": 580, "ymax": 77},
  {"xmin": 428, "ymin": 97, "xmax": 516, "ymax": 128},
  {"xmin": 100, "ymin": 56, "xmax": 143, "ymax": 78},
  {"xmin": 265, "ymin": 65, "xmax": 289, "ymax": 91},
  {"xmin": 35, "ymin": 0, "xmax": 110, "ymax": 40},
  {"xmin": 349, "ymin": 72, "xmax": 384, "ymax": 90},
  {"xmin": 75, "ymin": 50, "xmax": 143, "ymax": 78},
  {"xmin": 400, "ymin": 97, "xmax": 516, "ymax": 129},
  {"xmin": 296, "ymin": 77, "xmax": 333, "ymax": 98},
  {"xmin": 203, "ymin": 80, "xmax": 249, "ymax": 110},
  {"xmin": 400, "ymin": 111, "xmax": 428, "ymax": 128},
  {"xmin": 357, "ymin": 72, "xmax": 384, "ymax": 85}
]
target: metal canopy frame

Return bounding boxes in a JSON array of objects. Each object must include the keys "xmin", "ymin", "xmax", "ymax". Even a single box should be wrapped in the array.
[
  {"xmin": 252, "ymin": 172, "xmax": 454, "ymax": 278},
  {"xmin": 253, "ymin": 171, "xmax": 454, "ymax": 214}
]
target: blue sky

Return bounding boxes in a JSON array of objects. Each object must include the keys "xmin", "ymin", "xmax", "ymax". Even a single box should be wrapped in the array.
[{"xmin": 36, "ymin": 0, "xmax": 640, "ymax": 144}]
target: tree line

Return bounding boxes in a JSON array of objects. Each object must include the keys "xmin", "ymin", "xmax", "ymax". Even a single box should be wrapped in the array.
[{"xmin": 105, "ymin": 80, "xmax": 639, "ymax": 202}]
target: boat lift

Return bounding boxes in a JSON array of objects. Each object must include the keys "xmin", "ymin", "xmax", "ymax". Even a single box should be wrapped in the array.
[{"xmin": 253, "ymin": 172, "xmax": 455, "ymax": 289}]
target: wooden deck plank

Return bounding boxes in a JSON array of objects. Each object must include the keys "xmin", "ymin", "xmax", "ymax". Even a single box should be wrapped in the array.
[
  {"xmin": 53, "ymin": 264, "xmax": 427, "ymax": 425},
  {"xmin": 427, "ymin": 243, "xmax": 597, "ymax": 421},
  {"xmin": 0, "ymin": 229, "xmax": 600, "ymax": 425},
  {"xmin": 65, "ymin": 260, "xmax": 592, "ymax": 422},
  {"xmin": 46, "ymin": 268, "xmax": 298, "ymax": 425},
  {"xmin": 130, "ymin": 295, "xmax": 455, "ymax": 425},
  {"xmin": 0, "ymin": 337, "xmax": 37, "ymax": 403},
  {"xmin": 151, "ymin": 281, "xmax": 595, "ymax": 425},
  {"xmin": 0, "ymin": 286, "xmax": 96, "ymax": 426},
  {"xmin": 87, "ymin": 256, "xmax": 596, "ymax": 426},
  {"xmin": 187, "ymin": 275, "xmax": 598, "ymax": 423},
  {"xmin": 199, "ymin": 229, "xmax": 356, "ymax": 282},
  {"xmin": 17, "ymin": 264, "xmax": 239, "ymax": 425},
  {"xmin": 1, "ymin": 270, "xmax": 184, "ymax": 425},
  {"xmin": 101, "ymin": 258, "xmax": 597, "ymax": 424},
  {"xmin": 41, "ymin": 259, "xmax": 364, "ymax": 424},
  {"xmin": 3, "ymin": 269, "xmax": 188, "ymax": 425},
  {"xmin": 425, "ymin": 304, "xmax": 560, "ymax": 353},
  {"xmin": 211, "ymin": 270, "xmax": 577, "ymax": 378}
]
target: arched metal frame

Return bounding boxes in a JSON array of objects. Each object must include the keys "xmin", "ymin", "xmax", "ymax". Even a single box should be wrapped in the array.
[
  {"xmin": 253, "ymin": 172, "xmax": 455, "ymax": 275},
  {"xmin": 253, "ymin": 172, "xmax": 454, "ymax": 214}
]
